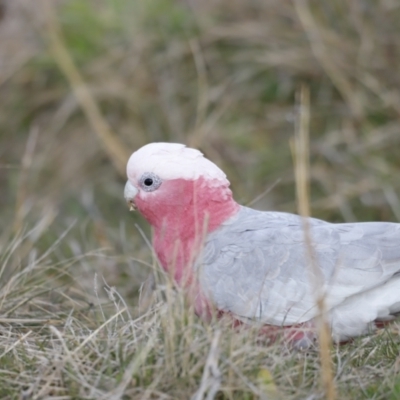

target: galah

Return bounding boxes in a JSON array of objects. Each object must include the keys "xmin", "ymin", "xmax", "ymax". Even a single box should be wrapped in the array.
[{"xmin": 124, "ymin": 142, "xmax": 400, "ymax": 344}]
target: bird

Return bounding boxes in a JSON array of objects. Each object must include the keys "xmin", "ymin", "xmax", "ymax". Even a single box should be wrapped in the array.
[{"xmin": 124, "ymin": 142, "xmax": 400, "ymax": 345}]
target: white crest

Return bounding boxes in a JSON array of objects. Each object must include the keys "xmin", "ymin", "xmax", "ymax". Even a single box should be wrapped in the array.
[{"xmin": 126, "ymin": 143, "xmax": 229, "ymax": 185}]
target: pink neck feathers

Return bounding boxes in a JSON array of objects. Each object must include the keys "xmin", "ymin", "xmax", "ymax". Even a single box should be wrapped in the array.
[{"xmin": 135, "ymin": 177, "xmax": 239, "ymax": 283}]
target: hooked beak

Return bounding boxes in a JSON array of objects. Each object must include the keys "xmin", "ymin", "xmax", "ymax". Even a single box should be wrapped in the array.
[{"xmin": 124, "ymin": 181, "xmax": 139, "ymax": 211}]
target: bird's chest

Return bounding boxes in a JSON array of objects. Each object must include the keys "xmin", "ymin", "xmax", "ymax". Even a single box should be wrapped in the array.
[{"xmin": 153, "ymin": 232, "xmax": 215, "ymax": 319}]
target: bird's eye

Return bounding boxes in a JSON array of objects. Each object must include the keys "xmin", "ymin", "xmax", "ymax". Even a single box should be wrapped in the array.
[{"xmin": 139, "ymin": 173, "xmax": 162, "ymax": 192}]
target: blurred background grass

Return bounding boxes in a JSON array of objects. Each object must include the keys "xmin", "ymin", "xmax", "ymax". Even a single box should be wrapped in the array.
[
  {"xmin": 2, "ymin": 0, "xmax": 400, "ymax": 397},
  {"xmin": 4, "ymin": 0, "xmax": 400, "ymax": 272},
  {"xmin": 3, "ymin": 0, "xmax": 400, "ymax": 324}
]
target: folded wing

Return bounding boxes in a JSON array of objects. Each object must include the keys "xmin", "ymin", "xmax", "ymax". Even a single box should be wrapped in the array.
[{"xmin": 197, "ymin": 206, "xmax": 400, "ymax": 334}]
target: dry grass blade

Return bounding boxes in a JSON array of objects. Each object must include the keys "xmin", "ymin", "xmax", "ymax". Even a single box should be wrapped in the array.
[
  {"xmin": 13, "ymin": 126, "xmax": 39, "ymax": 233},
  {"xmin": 0, "ymin": 318, "xmax": 55, "ymax": 324},
  {"xmin": 39, "ymin": 0, "xmax": 129, "ymax": 177},
  {"xmin": 0, "ymin": 330, "xmax": 32, "ymax": 359},
  {"xmin": 191, "ymin": 329, "xmax": 222, "ymax": 400},
  {"xmin": 188, "ymin": 38, "xmax": 209, "ymax": 148},
  {"xmin": 294, "ymin": 0, "xmax": 363, "ymax": 119},
  {"xmin": 293, "ymin": 84, "xmax": 336, "ymax": 400},
  {"xmin": 71, "ymin": 307, "xmax": 127, "ymax": 355},
  {"xmin": 107, "ymin": 332, "xmax": 156, "ymax": 400},
  {"xmin": 246, "ymin": 178, "xmax": 281, "ymax": 207}
]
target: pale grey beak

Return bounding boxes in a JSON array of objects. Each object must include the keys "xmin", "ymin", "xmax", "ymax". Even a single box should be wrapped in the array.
[{"xmin": 124, "ymin": 181, "xmax": 139, "ymax": 211}]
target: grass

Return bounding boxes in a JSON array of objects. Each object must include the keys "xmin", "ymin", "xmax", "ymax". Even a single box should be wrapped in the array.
[{"xmin": 2, "ymin": 0, "xmax": 400, "ymax": 398}]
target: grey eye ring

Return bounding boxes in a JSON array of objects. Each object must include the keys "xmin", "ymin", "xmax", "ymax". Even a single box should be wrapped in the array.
[{"xmin": 139, "ymin": 172, "xmax": 162, "ymax": 192}]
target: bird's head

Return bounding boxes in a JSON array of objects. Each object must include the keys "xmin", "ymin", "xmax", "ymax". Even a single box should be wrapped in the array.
[{"xmin": 124, "ymin": 142, "xmax": 238, "ymax": 232}]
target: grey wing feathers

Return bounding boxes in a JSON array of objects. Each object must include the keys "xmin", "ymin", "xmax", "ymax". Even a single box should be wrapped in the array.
[{"xmin": 197, "ymin": 206, "xmax": 400, "ymax": 326}]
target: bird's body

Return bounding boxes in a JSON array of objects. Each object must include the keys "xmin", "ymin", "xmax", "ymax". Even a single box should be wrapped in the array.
[
  {"xmin": 198, "ymin": 205, "xmax": 400, "ymax": 341},
  {"xmin": 124, "ymin": 142, "xmax": 400, "ymax": 344}
]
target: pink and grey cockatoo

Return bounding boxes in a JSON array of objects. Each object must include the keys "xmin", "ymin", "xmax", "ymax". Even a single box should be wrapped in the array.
[{"xmin": 124, "ymin": 142, "xmax": 400, "ymax": 345}]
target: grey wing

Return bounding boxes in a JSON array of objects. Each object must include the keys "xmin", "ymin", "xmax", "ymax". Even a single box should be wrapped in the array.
[{"xmin": 197, "ymin": 206, "xmax": 400, "ymax": 326}]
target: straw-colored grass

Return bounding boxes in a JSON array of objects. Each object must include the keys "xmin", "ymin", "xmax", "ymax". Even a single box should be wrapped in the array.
[{"xmin": 2, "ymin": 0, "xmax": 400, "ymax": 398}]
